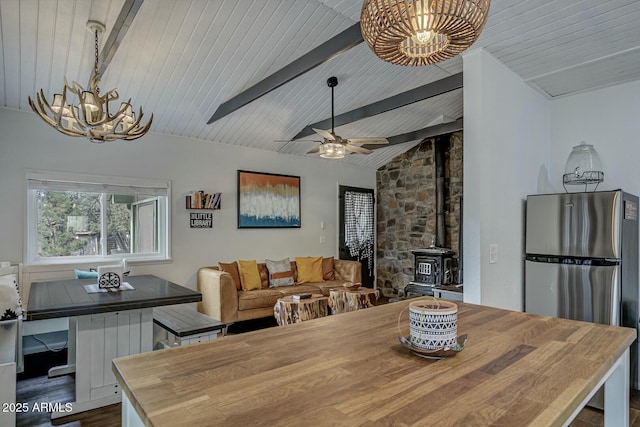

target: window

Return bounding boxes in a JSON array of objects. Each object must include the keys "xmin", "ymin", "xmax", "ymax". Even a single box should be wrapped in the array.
[{"xmin": 26, "ymin": 171, "xmax": 170, "ymax": 264}]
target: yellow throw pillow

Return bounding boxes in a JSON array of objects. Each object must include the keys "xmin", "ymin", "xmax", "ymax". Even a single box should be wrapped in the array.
[
  {"xmin": 237, "ymin": 260, "xmax": 262, "ymax": 291},
  {"xmin": 295, "ymin": 256, "xmax": 324, "ymax": 283}
]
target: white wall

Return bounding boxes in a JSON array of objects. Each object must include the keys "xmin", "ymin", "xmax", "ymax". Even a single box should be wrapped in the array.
[
  {"xmin": 462, "ymin": 49, "xmax": 550, "ymax": 311},
  {"xmin": 0, "ymin": 108, "xmax": 376, "ymax": 290},
  {"xmin": 549, "ymin": 80, "xmax": 640, "ymax": 197}
]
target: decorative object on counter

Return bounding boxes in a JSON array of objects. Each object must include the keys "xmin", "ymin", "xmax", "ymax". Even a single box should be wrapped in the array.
[
  {"xmin": 397, "ymin": 298, "xmax": 463, "ymax": 359},
  {"xmin": 361, "ymin": 0, "xmax": 491, "ymax": 66},
  {"xmin": 28, "ymin": 21, "xmax": 152, "ymax": 143},
  {"xmin": 97, "ymin": 264, "xmax": 123, "ymax": 289},
  {"xmin": 186, "ymin": 191, "xmax": 221, "ymax": 209},
  {"xmin": 408, "ymin": 299, "xmax": 458, "ymax": 350},
  {"xmin": 83, "ymin": 260, "xmax": 134, "ymax": 293},
  {"xmin": 238, "ymin": 170, "xmax": 301, "ymax": 228},
  {"xmin": 563, "ymin": 142, "xmax": 604, "ymax": 192},
  {"xmin": 398, "ymin": 334, "xmax": 467, "ymax": 359}
]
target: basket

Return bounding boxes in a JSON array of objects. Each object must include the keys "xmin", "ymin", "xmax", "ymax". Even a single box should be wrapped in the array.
[{"xmin": 408, "ymin": 299, "xmax": 458, "ymax": 351}]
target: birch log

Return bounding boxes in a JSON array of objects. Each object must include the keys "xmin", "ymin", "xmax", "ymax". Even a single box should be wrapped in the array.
[
  {"xmin": 328, "ymin": 288, "xmax": 380, "ymax": 314},
  {"xmin": 274, "ymin": 295, "xmax": 328, "ymax": 326}
]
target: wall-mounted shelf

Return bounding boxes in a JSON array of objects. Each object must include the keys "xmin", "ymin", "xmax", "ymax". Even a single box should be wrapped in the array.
[{"xmin": 186, "ymin": 191, "xmax": 221, "ymax": 210}]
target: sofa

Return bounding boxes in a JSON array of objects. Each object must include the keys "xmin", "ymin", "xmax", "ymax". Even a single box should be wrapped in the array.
[{"xmin": 197, "ymin": 257, "xmax": 362, "ymax": 324}]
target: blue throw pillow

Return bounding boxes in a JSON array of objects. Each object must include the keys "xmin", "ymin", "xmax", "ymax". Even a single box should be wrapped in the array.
[{"xmin": 74, "ymin": 269, "xmax": 98, "ymax": 279}]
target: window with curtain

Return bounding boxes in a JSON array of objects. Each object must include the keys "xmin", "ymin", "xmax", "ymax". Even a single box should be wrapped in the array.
[{"xmin": 26, "ymin": 171, "xmax": 170, "ymax": 264}]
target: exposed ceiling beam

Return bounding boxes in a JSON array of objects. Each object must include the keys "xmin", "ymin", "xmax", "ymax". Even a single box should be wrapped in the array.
[
  {"xmin": 207, "ymin": 22, "xmax": 363, "ymax": 124},
  {"xmin": 293, "ymin": 72, "xmax": 463, "ymax": 140},
  {"xmin": 96, "ymin": 0, "xmax": 145, "ymax": 78},
  {"xmin": 362, "ymin": 118, "xmax": 464, "ymax": 150}
]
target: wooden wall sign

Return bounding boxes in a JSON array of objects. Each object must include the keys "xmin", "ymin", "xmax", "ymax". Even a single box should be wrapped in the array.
[{"xmin": 190, "ymin": 212, "xmax": 213, "ymax": 228}]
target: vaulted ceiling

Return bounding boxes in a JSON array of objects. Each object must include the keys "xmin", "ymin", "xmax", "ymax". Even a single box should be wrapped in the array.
[{"xmin": 1, "ymin": 0, "xmax": 640, "ymax": 168}]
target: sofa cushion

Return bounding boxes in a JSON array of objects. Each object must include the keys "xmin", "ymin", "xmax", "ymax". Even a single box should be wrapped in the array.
[
  {"xmin": 0, "ymin": 273, "xmax": 23, "ymax": 320},
  {"xmin": 322, "ymin": 257, "xmax": 335, "ymax": 280},
  {"xmin": 219, "ymin": 261, "xmax": 242, "ymax": 291},
  {"xmin": 265, "ymin": 258, "xmax": 295, "ymax": 288},
  {"xmin": 238, "ymin": 289, "xmax": 284, "ymax": 311},
  {"xmin": 257, "ymin": 263, "xmax": 269, "ymax": 288},
  {"xmin": 237, "ymin": 260, "xmax": 262, "ymax": 291},
  {"xmin": 296, "ymin": 256, "xmax": 324, "ymax": 283}
]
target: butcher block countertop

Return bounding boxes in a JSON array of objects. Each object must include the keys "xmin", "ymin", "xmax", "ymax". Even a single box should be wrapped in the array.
[{"xmin": 112, "ymin": 300, "xmax": 635, "ymax": 426}]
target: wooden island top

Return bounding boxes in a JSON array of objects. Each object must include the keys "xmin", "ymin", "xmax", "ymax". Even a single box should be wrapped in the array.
[{"xmin": 113, "ymin": 299, "xmax": 635, "ymax": 426}]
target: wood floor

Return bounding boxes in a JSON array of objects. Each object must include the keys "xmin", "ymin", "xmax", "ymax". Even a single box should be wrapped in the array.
[{"xmin": 14, "ymin": 321, "xmax": 640, "ymax": 427}]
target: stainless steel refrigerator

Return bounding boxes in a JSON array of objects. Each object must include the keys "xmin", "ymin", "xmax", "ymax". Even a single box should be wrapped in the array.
[{"xmin": 525, "ymin": 190, "xmax": 639, "ymax": 390}]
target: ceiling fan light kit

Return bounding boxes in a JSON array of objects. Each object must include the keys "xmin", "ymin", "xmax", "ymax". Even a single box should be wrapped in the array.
[
  {"xmin": 28, "ymin": 20, "xmax": 152, "ymax": 143},
  {"xmin": 319, "ymin": 142, "xmax": 346, "ymax": 159},
  {"xmin": 360, "ymin": 0, "xmax": 491, "ymax": 66}
]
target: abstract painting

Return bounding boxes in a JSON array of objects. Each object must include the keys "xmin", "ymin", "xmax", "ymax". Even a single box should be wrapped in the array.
[{"xmin": 237, "ymin": 170, "xmax": 301, "ymax": 228}]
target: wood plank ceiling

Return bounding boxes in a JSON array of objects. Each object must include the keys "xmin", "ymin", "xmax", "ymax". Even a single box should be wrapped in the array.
[{"xmin": 1, "ymin": 0, "xmax": 640, "ymax": 169}]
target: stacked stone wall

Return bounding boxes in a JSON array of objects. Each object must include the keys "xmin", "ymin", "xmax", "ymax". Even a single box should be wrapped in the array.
[{"xmin": 376, "ymin": 131, "xmax": 463, "ymax": 297}]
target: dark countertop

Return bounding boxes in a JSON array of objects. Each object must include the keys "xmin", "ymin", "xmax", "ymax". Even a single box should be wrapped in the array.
[
  {"xmin": 434, "ymin": 285, "xmax": 463, "ymax": 293},
  {"xmin": 26, "ymin": 274, "xmax": 201, "ymax": 321}
]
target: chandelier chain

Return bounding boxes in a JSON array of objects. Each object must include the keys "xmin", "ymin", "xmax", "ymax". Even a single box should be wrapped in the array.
[{"xmin": 93, "ymin": 27, "xmax": 100, "ymax": 93}]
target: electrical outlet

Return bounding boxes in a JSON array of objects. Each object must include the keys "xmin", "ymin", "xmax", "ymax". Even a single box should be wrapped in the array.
[
  {"xmin": 489, "ymin": 243, "xmax": 498, "ymax": 264},
  {"xmin": 320, "ymin": 235, "xmax": 326, "ymax": 244}
]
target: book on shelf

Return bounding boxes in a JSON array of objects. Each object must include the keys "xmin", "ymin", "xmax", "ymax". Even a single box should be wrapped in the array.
[
  {"xmin": 185, "ymin": 191, "xmax": 222, "ymax": 209},
  {"xmin": 210, "ymin": 192, "xmax": 222, "ymax": 209}
]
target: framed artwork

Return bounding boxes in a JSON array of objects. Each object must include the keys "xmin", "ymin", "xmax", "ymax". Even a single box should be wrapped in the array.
[{"xmin": 237, "ymin": 170, "xmax": 301, "ymax": 228}]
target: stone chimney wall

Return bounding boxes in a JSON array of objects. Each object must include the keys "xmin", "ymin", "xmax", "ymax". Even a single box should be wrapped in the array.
[{"xmin": 376, "ymin": 131, "xmax": 463, "ymax": 297}]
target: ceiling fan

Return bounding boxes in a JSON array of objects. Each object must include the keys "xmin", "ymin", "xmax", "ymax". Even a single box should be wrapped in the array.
[{"xmin": 289, "ymin": 77, "xmax": 389, "ymax": 158}]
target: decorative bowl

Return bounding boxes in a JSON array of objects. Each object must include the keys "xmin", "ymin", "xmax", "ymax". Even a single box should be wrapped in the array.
[
  {"xmin": 343, "ymin": 282, "xmax": 361, "ymax": 291},
  {"xmin": 398, "ymin": 334, "xmax": 468, "ymax": 359}
]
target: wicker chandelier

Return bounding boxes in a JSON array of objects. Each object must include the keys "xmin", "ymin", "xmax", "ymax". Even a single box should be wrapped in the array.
[
  {"xmin": 360, "ymin": 0, "xmax": 491, "ymax": 66},
  {"xmin": 28, "ymin": 20, "xmax": 152, "ymax": 143}
]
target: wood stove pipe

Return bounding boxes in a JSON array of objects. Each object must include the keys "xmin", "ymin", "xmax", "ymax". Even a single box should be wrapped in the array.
[{"xmin": 434, "ymin": 135, "xmax": 448, "ymax": 248}]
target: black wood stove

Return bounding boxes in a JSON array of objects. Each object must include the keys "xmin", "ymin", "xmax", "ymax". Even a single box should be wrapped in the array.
[{"xmin": 402, "ymin": 247, "xmax": 456, "ymax": 297}]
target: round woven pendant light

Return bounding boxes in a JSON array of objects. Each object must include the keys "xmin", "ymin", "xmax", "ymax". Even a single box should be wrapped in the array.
[{"xmin": 360, "ymin": 0, "xmax": 491, "ymax": 66}]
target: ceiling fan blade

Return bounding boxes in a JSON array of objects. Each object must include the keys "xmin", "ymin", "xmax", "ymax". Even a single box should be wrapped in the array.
[
  {"xmin": 312, "ymin": 128, "xmax": 335, "ymax": 140},
  {"xmin": 345, "ymin": 144, "xmax": 373, "ymax": 155},
  {"xmin": 346, "ymin": 137, "xmax": 389, "ymax": 145},
  {"xmin": 274, "ymin": 139, "xmax": 321, "ymax": 143},
  {"xmin": 307, "ymin": 146, "xmax": 321, "ymax": 154}
]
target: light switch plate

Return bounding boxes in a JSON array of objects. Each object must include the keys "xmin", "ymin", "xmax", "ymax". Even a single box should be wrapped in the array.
[{"xmin": 489, "ymin": 244, "xmax": 498, "ymax": 264}]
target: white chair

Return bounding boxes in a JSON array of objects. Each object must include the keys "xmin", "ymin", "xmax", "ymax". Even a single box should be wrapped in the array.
[{"xmin": 0, "ymin": 264, "xmax": 24, "ymax": 372}]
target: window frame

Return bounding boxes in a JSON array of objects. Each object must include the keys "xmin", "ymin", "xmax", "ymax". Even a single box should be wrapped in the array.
[{"xmin": 25, "ymin": 170, "xmax": 171, "ymax": 265}]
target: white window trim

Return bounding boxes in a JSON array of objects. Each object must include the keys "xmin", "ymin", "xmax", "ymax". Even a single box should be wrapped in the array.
[{"xmin": 25, "ymin": 170, "xmax": 171, "ymax": 265}]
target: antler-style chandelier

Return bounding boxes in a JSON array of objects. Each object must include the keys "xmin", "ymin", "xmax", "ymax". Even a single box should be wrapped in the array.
[
  {"xmin": 28, "ymin": 20, "xmax": 152, "ymax": 143},
  {"xmin": 360, "ymin": 0, "xmax": 491, "ymax": 66}
]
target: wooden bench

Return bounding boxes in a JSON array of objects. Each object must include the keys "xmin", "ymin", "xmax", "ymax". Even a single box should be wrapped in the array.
[{"xmin": 153, "ymin": 305, "xmax": 227, "ymax": 348}]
